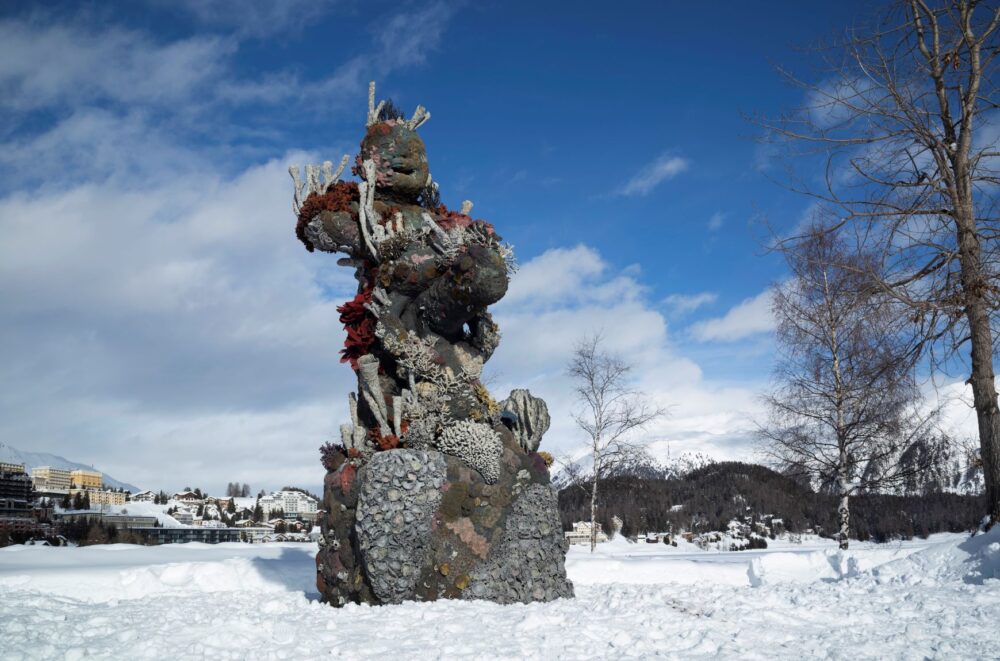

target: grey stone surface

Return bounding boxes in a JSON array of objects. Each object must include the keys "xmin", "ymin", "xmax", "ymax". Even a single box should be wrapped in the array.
[
  {"xmin": 354, "ymin": 449, "xmax": 446, "ymax": 604},
  {"xmin": 465, "ymin": 483, "xmax": 574, "ymax": 604},
  {"xmin": 500, "ymin": 389, "xmax": 551, "ymax": 453}
]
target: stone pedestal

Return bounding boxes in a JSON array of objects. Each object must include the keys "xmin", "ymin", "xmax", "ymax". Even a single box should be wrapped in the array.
[{"xmin": 316, "ymin": 425, "xmax": 574, "ymax": 606}]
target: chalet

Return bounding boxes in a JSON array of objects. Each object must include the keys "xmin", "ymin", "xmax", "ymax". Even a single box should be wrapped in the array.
[{"xmin": 172, "ymin": 491, "xmax": 202, "ymax": 504}]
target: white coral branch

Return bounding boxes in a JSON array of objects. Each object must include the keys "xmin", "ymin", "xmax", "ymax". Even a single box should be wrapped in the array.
[
  {"xmin": 407, "ymin": 105, "xmax": 430, "ymax": 130},
  {"xmin": 367, "ymin": 81, "xmax": 385, "ymax": 127}
]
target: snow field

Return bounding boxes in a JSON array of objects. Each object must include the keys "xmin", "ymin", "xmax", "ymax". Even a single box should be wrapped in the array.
[{"xmin": 1, "ymin": 531, "xmax": 999, "ymax": 659}]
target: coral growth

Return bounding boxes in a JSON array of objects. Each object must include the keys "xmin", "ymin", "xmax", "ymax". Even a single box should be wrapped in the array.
[
  {"xmin": 295, "ymin": 181, "xmax": 359, "ymax": 252},
  {"xmin": 336, "ymin": 287, "xmax": 375, "ymax": 370},
  {"xmin": 436, "ymin": 420, "xmax": 503, "ymax": 484},
  {"xmin": 320, "ymin": 442, "xmax": 347, "ymax": 472}
]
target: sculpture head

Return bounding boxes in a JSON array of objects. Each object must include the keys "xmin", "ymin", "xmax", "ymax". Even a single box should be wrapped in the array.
[{"xmin": 359, "ymin": 121, "xmax": 430, "ymax": 201}]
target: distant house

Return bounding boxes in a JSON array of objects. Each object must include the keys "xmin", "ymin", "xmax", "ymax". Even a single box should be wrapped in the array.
[
  {"xmin": 172, "ymin": 491, "xmax": 202, "ymax": 505},
  {"xmin": 171, "ymin": 510, "xmax": 194, "ymax": 525},
  {"xmin": 31, "ymin": 466, "xmax": 71, "ymax": 491},
  {"xmin": 70, "ymin": 469, "xmax": 102, "ymax": 490},
  {"xmin": 134, "ymin": 527, "xmax": 240, "ymax": 544},
  {"xmin": 258, "ymin": 490, "xmax": 319, "ymax": 520},
  {"xmin": 71, "ymin": 489, "xmax": 126, "ymax": 507},
  {"xmin": 564, "ymin": 521, "xmax": 609, "ymax": 545},
  {"xmin": 103, "ymin": 514, "xmax": 158, "ymax": 529},
  {"xmin": 131, "ymin": 490, "xmax": 156, "ymax": 502},
  {"xmin": 207, "ymin": 496, "xmax": 234, "ymax": 511}
]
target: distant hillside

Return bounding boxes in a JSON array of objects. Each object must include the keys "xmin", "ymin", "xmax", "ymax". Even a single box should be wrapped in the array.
[
  {"xmin": 558, "ymin": 461, "xmax": 983, "ymax": 542},
  {"xmin": 0, "ymin": 443, "xmax": 141, "ymax": 492}
]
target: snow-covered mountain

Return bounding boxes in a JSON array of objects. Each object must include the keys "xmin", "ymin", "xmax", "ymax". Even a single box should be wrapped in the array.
[
  {"xmin": 0, "ymin": 443, "xmax": 141, "ymax": 492},
  {"xmin": 895, "ymin": 437, "xmax": 984, "ymax": 496},
  {"xmin": 643, "ymin": 440, "xmax": 716, "ymax": 478},
  {"xmin": 552, "ymin": 440, "xmax": 716, "ymax": 487}
]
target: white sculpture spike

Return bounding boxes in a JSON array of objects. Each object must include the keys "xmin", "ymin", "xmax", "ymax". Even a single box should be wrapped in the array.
[
  {"xmin": 289, "ymin": 165, "xmax": 304, "ymax": 214},
  {"xmin": 305, "ymin": 164, "xmax": 321, "ymax": 196},
  {"xmin": 407, "ymin": 105, "xmax": 430, "ymax": 130},
  {"xmin": 367, "ymin": 81, "xmax": 386, "ymax": 127},
  {"xmin": 328, "ymin": 155, "xmax": 350, "ymax": 189}
]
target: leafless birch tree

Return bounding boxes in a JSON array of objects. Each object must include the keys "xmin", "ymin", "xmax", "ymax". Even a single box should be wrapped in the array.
[
  {"xmin": 759, "ymin": 0, "xmax": 1000, "ymax": 526},
  {"xmin": 759, "ymin": 226, "xmax": 936, "ymax": 549},
  {"xmin": 567, "ymin": 335, "xmax": 665, "ymax": 551}
]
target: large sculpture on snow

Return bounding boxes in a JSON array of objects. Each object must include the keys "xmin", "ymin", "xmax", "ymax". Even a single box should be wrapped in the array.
[{"xmin": 291, "ymin": 83, "xmax": 573, "ymax": 606}]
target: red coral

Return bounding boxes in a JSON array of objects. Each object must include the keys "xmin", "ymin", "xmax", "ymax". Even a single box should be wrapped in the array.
[
  {"xmin": 432, "ymin": 202, "xmax": 473, "ymax": 231},
  {"xmin": 377, "ymin": 434, "xmax": 400, "ymax": 450},
  {"xmin": 339, "ymin": 463, "xmax": 357, "ymax": 495},
  {"xmin": 295, "ymin": 181, "xmax": 359, "ymax": 252},
  {"xmin": 337, "ymin": 286, "xmax": 375, "ymax": 370},
  {"xmin": 428, "ymin": 203, "xmax": 497, "ymax": 235},
  {"xmin": 365, "ymin": 425, "xmax": 400, "ymax": 451}
]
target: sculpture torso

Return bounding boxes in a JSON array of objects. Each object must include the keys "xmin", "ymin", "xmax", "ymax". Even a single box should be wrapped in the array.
[{"xmin": 295, "ymin": 116, "xmax": 511, "ymax": 465}]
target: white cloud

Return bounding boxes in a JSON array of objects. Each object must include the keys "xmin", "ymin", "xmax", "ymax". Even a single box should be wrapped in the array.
[
  {"xmin": 487, "ymin": 247, "xmax": 770, "ymax": 466},
  {"xmin": 619, "ymin": 154, "xmax": 689, "ymax": 196},
  {"xmin": 691, "ymin": 289, "xmax": 775, "ymax": 342},
  {"xmin": 0, "ymin": 6, "xmax": 458, "ymax": 189},
  {"xmin": 0, "ymin": 18, "xmax": 233, "ymax": 111},
  {"xmin": 0, "ymin": 156, "xmax": 360, "ymax": 492},
  {"xmin": 708, "ymin": 211, "xmax": 725, "ymax": 231},
  {"xmin": 663, "ymin": 292, "xmax": 718, "ymax": 315},
  {"xmin": 163, "ymin": 0, "xmax": 340, "ymax": 38}
]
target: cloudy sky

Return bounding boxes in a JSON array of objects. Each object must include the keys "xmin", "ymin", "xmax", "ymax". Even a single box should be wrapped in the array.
[{"xmin": 0, "ymin": 0, "xmax": 980, "ymax": 494}]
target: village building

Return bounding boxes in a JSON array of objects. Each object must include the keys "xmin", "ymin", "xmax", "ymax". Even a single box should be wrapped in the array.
[
  {"xmin": 30, "ymin": 466, "xmax": 72, "ymax": 491},
  {"xmin": 564, "ymin": 521, "xmax": 609, "ymax": 545}
]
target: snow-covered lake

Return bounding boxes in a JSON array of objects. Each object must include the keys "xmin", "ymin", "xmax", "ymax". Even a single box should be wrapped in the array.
[{"xmin": 2, "ymin": 531, "xmax": 999, "ymax": 659}]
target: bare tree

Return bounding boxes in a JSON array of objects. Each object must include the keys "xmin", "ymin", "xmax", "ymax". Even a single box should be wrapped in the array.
[
  {"xmin": 759, "ymin": 0, "xmax": 1000, "ymax": 526},
  {"xmin": 760, "ymin": 226, "xmax": 937, "ymax": 549},
  {"xmin": 567, "ymin": 334, "xmax": 665, "ymax": 551}
]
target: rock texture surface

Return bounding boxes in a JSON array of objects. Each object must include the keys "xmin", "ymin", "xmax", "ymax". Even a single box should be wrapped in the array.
[{"xmin": 354, "ymin": 450, "xmax": 446, "ymax": 604}]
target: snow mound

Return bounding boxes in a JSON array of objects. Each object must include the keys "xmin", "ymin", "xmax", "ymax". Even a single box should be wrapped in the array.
[
  {"xmin": 0, "ymin": 542, "xmax": 317, "ymax": 603},
  {"xmin": 869, "ymin": 524, "xmax": 1000, "ymax": 586}
]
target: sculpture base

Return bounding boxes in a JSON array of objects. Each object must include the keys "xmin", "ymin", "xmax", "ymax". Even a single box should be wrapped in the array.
[{"xmin": 316, "ymin": 426, "xmax": 574, "ymax": 606}]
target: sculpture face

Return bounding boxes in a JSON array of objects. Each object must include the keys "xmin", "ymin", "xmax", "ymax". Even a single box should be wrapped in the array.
[{"xmin": 360, "ymin": 122, "xmax": 429, "ymax": 200}]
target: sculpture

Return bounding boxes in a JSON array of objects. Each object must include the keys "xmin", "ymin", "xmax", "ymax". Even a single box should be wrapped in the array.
[{"xmin": 293, "ymin": 83, "xmax": 573, "ymax": 606}]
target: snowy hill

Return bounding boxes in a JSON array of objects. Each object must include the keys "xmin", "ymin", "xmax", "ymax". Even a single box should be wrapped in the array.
[{"xmin": 0, "ymin": 443, "xmax": 141, "ymax": 492}]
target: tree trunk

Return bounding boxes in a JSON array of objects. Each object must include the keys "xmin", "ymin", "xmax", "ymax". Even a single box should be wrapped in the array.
[
  {"xmin": 836, "ymin": 455, "xmax": 851, "ymax": 551},
  {"xmin": 955, "ymin": 208, "xmax": 1000, "ymax": 528},
  {"xmin": 590, "ymin": 477, "xmax": 598, "ymax": 553},
  {"xmin": 963, "ymin": 292, "xmax": 1000, "ymax": 528},
  {"xmin": 837, "ymin": 490, "xmax": 850, "ymax": 551}
]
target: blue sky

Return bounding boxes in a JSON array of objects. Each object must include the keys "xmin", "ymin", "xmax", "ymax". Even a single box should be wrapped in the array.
[{"xmin": 2, "ymin": 0, "xmax": 976, "ymax": 493}]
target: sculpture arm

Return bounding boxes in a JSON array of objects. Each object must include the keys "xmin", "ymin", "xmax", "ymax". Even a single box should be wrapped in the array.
[{"xmin": 303, "ymin": 210, "xmax": 364, "ymax": 256}]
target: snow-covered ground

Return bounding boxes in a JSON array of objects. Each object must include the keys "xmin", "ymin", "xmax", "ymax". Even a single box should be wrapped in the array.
[{"xmin": 2, "ymin": 531, "xmax": 999, "ymax": 659}]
